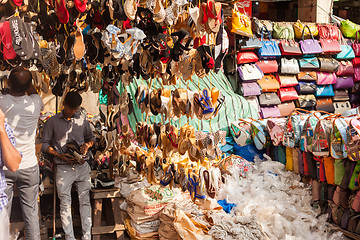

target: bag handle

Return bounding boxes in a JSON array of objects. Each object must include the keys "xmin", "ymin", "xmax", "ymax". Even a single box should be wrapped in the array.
[
  {"xmin": 260, "ymin": 25, "xmax": 272, "ymax": 41},
  {"xmin": 302, "ymin": 24, "xmax": 315, "ymax": 41}
]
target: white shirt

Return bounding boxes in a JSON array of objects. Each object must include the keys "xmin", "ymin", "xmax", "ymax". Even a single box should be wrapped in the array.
[{"xmin": 0, "ymin": 94, "xmax": 44, "ymax": 169}]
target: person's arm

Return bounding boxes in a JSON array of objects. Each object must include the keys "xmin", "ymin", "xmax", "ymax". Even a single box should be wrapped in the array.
[
  {"xmin": 41, "ymin": 118, "xmax": 76, "ymax": 163},
  {"xmin": 80, "ymin": 119, "xmax": 96, "ymax": 155},
  {"xmin": 0, "ymin": 110, "xmax": 21, "ymax": 172}
]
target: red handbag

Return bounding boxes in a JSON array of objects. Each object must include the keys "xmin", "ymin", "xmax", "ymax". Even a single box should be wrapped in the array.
[
  {"xmin": 278, "ymin": 87, "xmax": 299, "ymax": 102},
  {"xmin": 353, "ymin": 57, "xmax": 360, "ymax": 67},
  {"xmin": 237, "ymin": 51, "xmax": 259, "ymax": 64},
  {"xmin": 255, "ymin": 60, "xmax": 278, "ymax": 73},
  {"xmin": 354, "ymin": 67, "xmax": 360, "ymax": 82},
  {"xmin": 279, "ymin": 39, "xmax": 302, "ymax": 56},
  {"xmin": 336, "ymin": 60, "xmax": 355, "ymax": 76},
  {"xmin": 320, "ymin": 38, "xmax": 341, "ymax": 54},
  {"xmin": 317, "ymin": 24, "xmax": 340, "ymax": 40},
  {"xmin": 353, "ymin": 30, "xmax": 360, "ymax": 56}
]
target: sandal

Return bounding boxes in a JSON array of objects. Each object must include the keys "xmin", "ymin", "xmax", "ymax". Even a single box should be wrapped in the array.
[{"xmin": 188, "ymin": 172, "xmax": 206, "ymax": 201}]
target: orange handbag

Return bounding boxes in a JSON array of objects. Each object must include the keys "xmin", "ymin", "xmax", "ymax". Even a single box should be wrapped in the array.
[
  {"xmin": 257, "ymin": 74, "xmax": 280, "ymax": 92},
  {"xmin": 323, "ymin": 156, "xmax": 335, "ymax": 185}
]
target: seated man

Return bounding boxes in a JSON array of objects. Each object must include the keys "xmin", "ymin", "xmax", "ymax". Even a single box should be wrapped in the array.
[
  {"xmin": 42, "ymin": 92, "xmax": 96, "ymax": 240},
  {"xmin": 0, "ymin": 108, "xmax": 22, "ymax": 239}
]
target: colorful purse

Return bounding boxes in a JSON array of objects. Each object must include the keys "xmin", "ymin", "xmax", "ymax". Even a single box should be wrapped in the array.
[
  {"xmin": 299, "ymin": 25, "xmax": 322, "ymax": 55},
  {"xmin": 294, "ymin": 20, "xmax": 319, "ymax": 39},
  {"xmin": 320, "ymin": 38, "xmax": 341, "ymax": 54},
  {"xmin": 355, "ymin": 67, "xmax": 360, "ymax": 82},
  {"xmin": 336, "ymin": 60, "xmax": 355, "ymax": 76},
  {"xmin": 330, "ymin": 118, "xmax": 349, "ymax": 159},
  {"xmin": 278, "ymin": 101, "xmax": 295, "ymax": 117},
  {"xmin": 238, "ymin": 35, "xmax": 262, "ymax": 50},
  {"xmin": 335, "ymin": 76, "xmax": 355, "ymax": 89},
  {"xmin": 277, "ymin": 74, "xmax": 298, "ymax": 87},
  {"xmin": 352, "ymin": 31, "xmax": 360, "ymax": 56},
  {"xmin": 336, "ymin": 35, "xmax": 356, "ymax": 60},
  {"xmin": 312, "ymin": 117, "xmax": 334, "ymax": 156},
  {"xmin": 283, "ymin": 110, "xmax": 310, "ymax": 148},
  {"xmin": 296, "ymin": 81, "xmax": 317, "ymax": 94},
  {"xmin": 297, "ymin": 94, "xmax": 317, "ymax": 108},
  {"xmin": 242, "ymin": 82, "xmax": 261, "ymax": 96},
  {"xmin": 353, "ymin": 57, "xmax": 360, "ymax": 67},
  {"xmin": 315, "ymin": 85, "xmax": 335, "ymax": 97},
  {"xmin": 346, "ymin": 118, "xmax": 360, "ymax": 161},
  {"xmin": 273, "ymin": 22, "xmax": 294, "ymax": 40},
  {"xmin": 252, "ymin": 17, "xmax": 273, "ymax": 37},
  {"xmin": 261, "ymin": 106, "xmax": 281, "ymax": 118},
  {"xmin": 318, "ymin": 57, "xmax": 340, "ymax": 72},
  {"xmin": 316, "ymin": 98, "xmax": 335, "ymax": 113},
  {"xmin": 251, "ymin": 119, "xmax": 270, "ymax": 150},
  {"xmin": 297, "ymin": 71, "xmax": 317, "ymax": 81},
  {"xmin": 334, "ymin": 89, "xmax": 350, "ymax": 101},
  {"xmin": 237, "ymin": 51, "xmax": 259, "ymax": 64},
  {"xmin": 255, "ymin": 60, "xmax": 278, "ymax": 73},
  {"xmin": 267, "ymin": 118, "xmax": 286, "ymax": 146},
  {"xmin": 316, "ymin": 72, "xmax": 337, "ymax": 85},
  {"xmin": 257, "ymin": 74, "xmax": 280, "ymax": 92},
  {"xmin": 231, "ymin": 4, "xmax": 253, "ymax": 37},
  {"xmin": 340, "ymin": 20, "xmax": 360, "ymax": 39},
  {"xmin": 318, "ymin": 24, "xmax": 340, "ymax": 40},
  {"xmin": 259, "ymin": 92, "xmax": 281, "ymax": 106},
  {"xmin": 231, "ymin": 119, "xmax": 253, "ymax": 146},
  {"xmin": 279, "ymin": 39, "xmax": 302, "ymax": 56},
  {"xmin": 280, "ymin": 58, "xmax": 300, "ymax": 74},
  {"xmin": 334, "ymin": 101, "xmax": 352, "ymax": 115},
  {"xmin": 298, "ymin": 57, "xmax": 319, "ymax": 69},
  {"xmin": 258, "ymin": 26, "xmax": 281, "ymax": 59},
  {"xmin": 278, "ymin": 87, "xmax": 299, "ymax": 102},
  {"xmin": 238, "ymin": 64, "xmax": 264, "ymax": 81}
]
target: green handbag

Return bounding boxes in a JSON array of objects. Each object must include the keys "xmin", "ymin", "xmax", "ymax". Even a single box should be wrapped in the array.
[
  {"xmin": 340, "ymin": 20, "xmax": 360, "ymax": 39},
  {"xmin": 334, "ymin": 159, "xmax": 346, "ymax": 186},
  {"xmin": 273, "ymin": 22, "xmax": 295, "ymax": 40}
]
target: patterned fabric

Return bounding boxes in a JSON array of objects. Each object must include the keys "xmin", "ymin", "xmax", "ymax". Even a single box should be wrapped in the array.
[{"xmin": 0, "ymin": 123, "xmax": 17, "ymax": 212}]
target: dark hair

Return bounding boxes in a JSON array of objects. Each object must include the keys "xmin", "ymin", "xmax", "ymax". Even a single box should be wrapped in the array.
[
  {"xmin": 9, "ymin": 66, "xmax": 32, "ymax": 93},
  {"xmin": 64, "ymin": 92, "xmax": 82, "ymax": 109}
]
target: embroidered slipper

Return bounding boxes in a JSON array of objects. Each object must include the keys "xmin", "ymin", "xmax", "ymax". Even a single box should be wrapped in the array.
[
  {"xmin": 74, "ymin": 20, "xmax": 86, "ymax": 61},
  {"xmin": 55, "ymin": 0, "xmax": 69, "ymax": 24},
  {"xmin": 153, "ymin": 0, "xmax": 166, "ymax": 23},
  {"xmin": 124, "ymin": 0, "xmax": 137, "ymax": 20},
  {"xmin": 74, "ymin": 0, "xmax": 87, "ymax": 13}
]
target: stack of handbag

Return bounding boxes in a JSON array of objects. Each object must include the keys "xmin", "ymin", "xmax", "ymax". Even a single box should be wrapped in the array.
[
  {"xmin": 233, "ymin": 18, "xmax": 360, "ymax": 117},
  {"xmin": 230, "ymin": 109, "xmax": 360, "ymax": 234}
]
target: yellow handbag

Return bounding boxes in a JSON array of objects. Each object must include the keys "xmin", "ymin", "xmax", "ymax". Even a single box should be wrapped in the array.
[
  {"xmin": 293, "ymin": 20, "xmax": 319, "ymax": 39},
  {"xmin": 231, "ymin": 4, "xmax": 253, "ymax": 37},
  {"xmin": 286, "ymin": 147, "xmax": 294, "ymax": 171}
]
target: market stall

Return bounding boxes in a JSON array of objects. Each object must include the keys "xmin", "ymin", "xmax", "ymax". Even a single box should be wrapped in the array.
[{"xmin": 2, "ymin": 0, "xmax": 360, "ymax": 239}]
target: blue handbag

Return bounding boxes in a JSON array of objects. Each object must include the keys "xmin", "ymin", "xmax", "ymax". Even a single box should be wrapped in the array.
[
  {"xmin": 258, "ymin": 26, "xmax": 281, "ymax": 59},
  {"xmin": 298, "ymin": 56, "xmax": 319, "ymax": 69},
  {"xmin": 336, "ymin": 45, "xmax": 356, "ymax": 60},
  {"xmin": 315, "ymin": 85, "xmax": 335, "ymax": 97}
]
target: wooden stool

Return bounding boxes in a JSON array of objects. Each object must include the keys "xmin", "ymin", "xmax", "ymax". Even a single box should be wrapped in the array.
[{"xmin": 91, "ymin": 188, "xmax": 125, "ymax": 240}]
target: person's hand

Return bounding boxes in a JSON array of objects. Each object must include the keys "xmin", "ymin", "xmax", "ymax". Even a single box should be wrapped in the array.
[
  {"xmin": 80, "ymin": 142, "xmax": 91, "ymax": 155},
  {"xmin": 57, "ymin": 153, "xmax": 76, "ymax": 163},
  {"xmin": 0, "ymin": 108, "xmax": 5, "ymax": 133}
]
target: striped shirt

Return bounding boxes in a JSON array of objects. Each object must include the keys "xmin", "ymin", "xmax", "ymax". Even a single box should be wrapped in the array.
[{"xmin": 0, "ymin": 123, "xmax": 17, "ymax": 212}]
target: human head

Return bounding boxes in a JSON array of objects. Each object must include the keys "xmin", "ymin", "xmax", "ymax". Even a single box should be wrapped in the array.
[
  {"xmin": 8, "ymin": 66, "xmax": 32, "ymax": 94},
  {"xmin": 63, "ymin": 91, "xmax": 82, "ymax": 118}
]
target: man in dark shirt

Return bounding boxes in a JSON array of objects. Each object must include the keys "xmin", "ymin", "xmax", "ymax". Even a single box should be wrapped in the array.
[{"xmin": 42, "ymin": 92, "xmax": 95, "ymax": 240}]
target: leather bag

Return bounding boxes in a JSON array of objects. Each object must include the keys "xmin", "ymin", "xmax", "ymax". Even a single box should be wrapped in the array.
[
  {"xmin": 294, "ymin": 20, "xmax": 319, "ymax": 39},
  {"xmin": 316, "ymin": 72, "xmax": 337, "ymax": 85},
  {"xmin": 353, "ymin": 57, "xmax": 360, "ymax": 67},
  {"xmin": 238, "ymin": 35, "xmax": 262, "ymax": 50},
  {"xmin": 273, "ymin": 22, "xmax": 295, "ymax": 40},
  {"xmin": 318, "ymin": 24, "xmax": 340, "ymax": 40},
  {"xmin": 353, "ymin": 30, "xmax": 360, "ymax": 56},
  {"xmin": 231, "ymin": 4, "xmax": 253, "ymax": 37},
  {"xmin": 295, "ymin": 81, "xmax": 317, "ymax": 94},
  {"xmin": 255, "ymin": 60, "xmax": 278, "ymax": 73},
  {"xmin": 298, "ymin": 57, "xmax": 320, "ymax": 69},
  {"xmin": 335, "ymin": 76, "xmax": 355, "ymax": 89},
  {"xmin": 318, "ymin": 57, "xmax": 340, "ymax": 72},
  {"xmin": 354, "ymin": 67, "xmax": 360, "ymax": 82},
  {"xmin": 258, "ymin": 26, "xmax": 281, "ymax": 59},
  {"xmin": 257, "ymin": 74, "xmax": 280, "ymax": 92},
  {"xmin": 299, "ymin": 25, "xmax": 322, "ymax": 55},
  {"xmin": 315, "ymin": 85, "xmax": 335, "ymax": 97},
  {"xmin": 278, "ymin": 87, "xmax": 299, "ymax": 102},
  {"xmin": 334, "ymin": 101, "xmax": 352, "ymax": 114},
  {"xmin": 320, "ymin": 38, "xmax": 341, "ymax": 54},
  {"xmin": 334, "ymin": 89, "xmax": 350, "ymax": 101},
  {"xmin": 238, "ymin": 64, "xmax": 264, "ymax": 81},
  {"xmin": 261, "ymin": 106, "xmax": 281, "ymax": 118},
  {"xmin": 252, "ymin": 17, "xmax": 273, "ymax": 37},
  {"xmin": 336, "ymin": 60, "xmax": 355, "ymax": 76},
  {"xmin": 316, "ymin": 98, "xmax": 335, "ymax": 113},
  {"xmin": 336, "ymin": 35, "xmax": 356, "ymax": 60},
  {"xmin": 237, "ymin": 51, "xmax": 259, "ymax": 64},
  {"xmin": 279, "ymin": 39, "xmax": 302, "ymax": 56},
  {"xmin": 297, "ymin": 71, "xmax": 317, "ymax": 81},
  {"xmin": 242, "ymin": 82, "xmax": 261, "ymax": 96},
  {"xmin": 278, "ymin": 101, "xmax": 296, "ymax": 117},
  {"xmin": 277, "ymin": 74, "xmax": 298, "ymax": 87},
  {"xmin": 340, "ymin": 19, "xmax": 360, "ymax": 39},
  {"xmin": 259, "ymin": 92, "xmax": 281, "ymax": 106},
  {"xmin": 280, "ymin": 58, "xmax": 300, "ymax": 74},
  {"xmin": 297, "ymin": 94, "xmax": 317, "ymax": 108}
]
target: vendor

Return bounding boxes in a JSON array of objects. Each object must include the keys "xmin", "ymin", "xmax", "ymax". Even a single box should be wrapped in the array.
[
  {"xmin": 0, "ymin": 66, "xmax": 44, "ymax": 240},
  {"xmin": 41, "ymin": 92, "xmax": 95, "ymax": 240}
]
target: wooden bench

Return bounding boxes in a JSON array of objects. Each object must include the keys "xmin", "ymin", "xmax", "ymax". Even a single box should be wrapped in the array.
[{"xmin": 91, "ymin": 188, "xmax": 126, "ymax": 240}]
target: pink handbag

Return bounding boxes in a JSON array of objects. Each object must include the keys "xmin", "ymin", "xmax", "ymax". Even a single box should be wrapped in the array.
[
  {"xmin": 336, "ymin": 60, "xmax": 355, "ymax": 76},
  {"xmin": 352, "ymin": 190, "xmax": 360, "ymax": 212},
  {"xmin": 352, "ymin": 30, "xmax": 360, "ymax": 56},
  {"xmin": 355, "ymin": 67, "xmax": 360, "ymax": 82},
  {"xmin": 320, "ymin": 38, "xmax": 341, "ymax": 54},
  {"xmin": 316, "ymin": 72, "xmax": 337, "ymax": 85}
]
